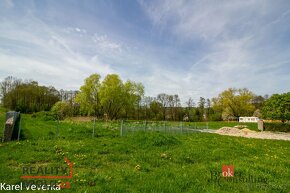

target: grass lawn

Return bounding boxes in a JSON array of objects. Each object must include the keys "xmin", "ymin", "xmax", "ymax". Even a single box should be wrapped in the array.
[{"xmin": 0, "ymin": 113, "xmax": 289, "ymax": 192}]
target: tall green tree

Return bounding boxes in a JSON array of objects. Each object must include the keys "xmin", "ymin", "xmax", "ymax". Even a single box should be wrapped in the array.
[
  {"xmin": 262, "ymin": 93, "xmax": 290, "ymax": 123},
  {"xmin": 75, "ymin": 74, "xmax": 101, "ymax": 116},
  {"xmin": 212, "ymin": 88, "xmax": 255, "ymax": 120},
  {"xmin": 99, "ymin": 74, "xmax": 126, "ymax": 120},
  {"xmin": 124, "ymin": 80, "xmax": 144, "ymax": 119}
]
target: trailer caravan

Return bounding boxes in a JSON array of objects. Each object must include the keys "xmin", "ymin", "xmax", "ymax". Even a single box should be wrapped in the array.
[{"xmin": 239, "ymin": 117, "xmax": 259, "ymax": 123}]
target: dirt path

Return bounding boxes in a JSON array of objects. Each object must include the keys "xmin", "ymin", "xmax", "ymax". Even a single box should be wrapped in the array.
[{"xmin": 215, "ymin": 127, "xmax": 290, "ymax": 141}]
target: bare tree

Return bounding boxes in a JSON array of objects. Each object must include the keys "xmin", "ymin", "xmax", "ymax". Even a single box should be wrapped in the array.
[
  {"xmin": 0, "ymin": 76, "xmax": 22, "ymax": 102},
  {"xmin": 157, "ymin": 93, "xmax": 169, "ymax": 120}
]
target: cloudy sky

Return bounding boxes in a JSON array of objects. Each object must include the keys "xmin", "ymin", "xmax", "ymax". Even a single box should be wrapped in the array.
[{"xmin": 1, "ymin": 0, "xmax": 290, "ymax": 103}]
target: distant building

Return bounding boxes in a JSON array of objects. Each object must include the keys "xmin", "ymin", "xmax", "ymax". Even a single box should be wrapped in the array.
[{"xmin": 239, "ymin": 117, "xmax": 259, "ymax": 123}]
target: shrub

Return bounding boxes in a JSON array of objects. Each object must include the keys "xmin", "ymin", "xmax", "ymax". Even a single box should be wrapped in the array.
[
  {"xmin": 51, "ymin": 101, "xmax": 72, "ymax": 120},
  {"xmin": 264, "ymin": 122, "xmax": 290, "ymax": 132}
]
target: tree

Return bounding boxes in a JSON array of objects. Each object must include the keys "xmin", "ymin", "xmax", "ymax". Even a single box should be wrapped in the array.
[
  {"xmin": 141, "ymin": 96, "xmax": 155, "ymax": 119},
  {"xmin": 51, "ymin": 101, "xmax": 73, "ymax": 120},
  {"xmin": 99, "ymin": 74, "xmax": 126, "ymax": 120},
  {"xmin": 157, "ymin": 93, "xmax": 169, "ymax": 120},
  {"xmin": 75, "ymin": 74, "xmax": 101, "ymax": 116},
  {"xmin": 212, "ymin": 88, "xmax": 255, "ymax": 120},
  {"xmin": 185, "ymin": 97, "xmax": 195, "ymax": 121},
  {"xmin": 2, "ymin": 80, "xmax": 60, "ymax": 113},
  {"xmin": 0, "ymin": 76, "xmax": 21, "ymax": 102},
  {"xmin": 166, "ymin": 94, "xmax": 181, "ymax": 121},
  {"xmin": 150, "ymin": 100, "xmax": 162, "ymax": 120},
  {"xmin": 251, "ymin": 95, "xmax": 265, "ymax": 109},
  {"xmin": 198, "ymin": 97, "xmax": 206, "ymax": 121},
  {"xmin": 123, "ymin": 80, "xmax": 144, "ymax": 119},
  {"xmin": 261, "ymin": 92, "xmax": 290, "ymax": 123}
]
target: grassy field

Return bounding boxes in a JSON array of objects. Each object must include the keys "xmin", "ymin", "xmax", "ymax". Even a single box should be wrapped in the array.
[{"xmin": 0, "ymin": 112, "xmax": 289, "ymax": 192}]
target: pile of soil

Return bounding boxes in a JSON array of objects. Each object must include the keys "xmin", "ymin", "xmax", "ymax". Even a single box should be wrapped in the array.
[
  {"xmin": 215, "ymin": 127, "xmax": 290, "ymax": 141},
  {"xmin": 216, "ymin": 127, "xmax": 242, "ymax": 135}
]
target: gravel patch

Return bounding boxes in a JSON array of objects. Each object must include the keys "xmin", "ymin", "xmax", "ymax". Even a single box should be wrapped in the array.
[{"xmin": 215, "ymin": 127, "xmax": 290, "ymax": 141}]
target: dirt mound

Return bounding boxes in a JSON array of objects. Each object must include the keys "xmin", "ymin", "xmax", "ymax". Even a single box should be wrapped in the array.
[
  {"xmin": 216, "ymin": 127, "xmax": 243, "ymax": 135},
  {"xmin": 215, "ymin": 127, "xmax": 290, "ymax": 141},
  {"xmin": 234, "ymin": 125, "xmax": 248, "ymax": 129}
]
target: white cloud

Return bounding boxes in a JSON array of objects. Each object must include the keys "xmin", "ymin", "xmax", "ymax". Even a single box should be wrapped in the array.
[
  {"xmin": 1, "ymin": 0, "xmax": 290, "ymax": 104},
  {"xmin": 92, "ymin": 33, "xmax": 122, "ymax": 52},
  {"xmin": 0, "ymin": 16, "xmax": 114, "ymax": 90},
  {"xmin": 138, "ymin": 0, "xmax": 290, "ymax": 100}
]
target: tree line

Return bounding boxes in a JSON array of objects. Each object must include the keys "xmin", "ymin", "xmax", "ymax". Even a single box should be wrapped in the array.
[{"xmin": 0, "ymin": 75, "xmax": 289, "ymax": 122}]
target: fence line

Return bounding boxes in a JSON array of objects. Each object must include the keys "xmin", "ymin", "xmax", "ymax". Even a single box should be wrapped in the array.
[{"xmin": 120, "ymin": 120, "xmax": 210, "ymax": 136}]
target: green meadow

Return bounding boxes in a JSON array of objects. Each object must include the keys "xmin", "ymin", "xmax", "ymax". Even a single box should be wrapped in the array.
[{"xmin": 0, "ymin": 111, "xmax": 289, "ymax": 193}]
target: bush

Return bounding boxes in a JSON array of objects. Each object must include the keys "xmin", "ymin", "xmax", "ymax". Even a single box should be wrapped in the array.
[
  {"xmin": 264, "ymin": 122, "xmax": 290, "ymax": 132},
  {"xmin": 51, "ymin": 101, "xmax": 73, "ymax": 120}
]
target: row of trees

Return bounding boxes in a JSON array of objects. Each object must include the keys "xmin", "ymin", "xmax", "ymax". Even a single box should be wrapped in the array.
[
  {"xmin": 0, "ymin": 74, "xmax": 289, "ymax": 122},
  {"xmin": 0, "ymin": 76, "xmax": 59, "ymax": 113}
]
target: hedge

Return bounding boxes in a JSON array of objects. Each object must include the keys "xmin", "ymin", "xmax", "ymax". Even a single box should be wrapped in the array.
[{"xmin": 264, "ymin": 122, "xmax": 290, "ymax": 132}]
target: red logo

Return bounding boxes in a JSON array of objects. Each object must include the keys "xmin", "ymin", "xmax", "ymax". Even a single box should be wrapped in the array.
[
  {"xmin": 222, "ymin": 165, "xmax": 234, "ymax": 177},
  {"xmin": 21, "ymin": 157, "xmax": 73, "ymax": 189}
]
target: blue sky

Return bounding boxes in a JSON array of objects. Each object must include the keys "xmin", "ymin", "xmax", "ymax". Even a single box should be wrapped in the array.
[{"xmin": 1, "ymin": 0, "xmax": 290, "ymax": 103}]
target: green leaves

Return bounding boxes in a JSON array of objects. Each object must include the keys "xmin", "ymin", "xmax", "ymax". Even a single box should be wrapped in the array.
[
  {"xmin": 212, "ymin": 88, "xmax": 255, "ymax": 119},
  {"xmin": 76, "ymin": 73, "xmax": 144, "ymax": 119},
  {"xmin": 75, "ymin": 74, "xmax": 101, "ymax": 116},
  {"xmin": 262, "ymin": 92, "xmax": 290, "ymax": 122}
]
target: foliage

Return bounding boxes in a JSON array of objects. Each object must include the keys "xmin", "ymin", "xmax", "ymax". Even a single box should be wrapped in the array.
[
  {"xmin": 99, "ymin": 74, "xmax": 127, "ymax": 120},
  {"xmin": 51, "ymin": 101, "xmax": 74, "ymax": 120},
  {"xmin": 212, "ymin": 88, "xmax": 255, "ymax": 120},
  {"xmin": 123, "ymin": 80, "xmax": 144, "ymax": 119},
  {"xmin": 75, "ymin": 74, "xmax": 101, "ymax": 116},
  {"xmin": 76, "ymin": 74, "xmax": 144, "ymax": 120},
  {"xmin": 1, "ymin": 79, "xmax": 60, "ymax": 113},
  {"xmin": 264, "ymin": 122, "xmax": 290, "ymax": 132},
  {"xmin": 261, "ymin": 92, "xmax": 290, "ymax": 122},
  {"xmin": 0, "ymin": 76, "xmax": 22, "ymax": 102}
]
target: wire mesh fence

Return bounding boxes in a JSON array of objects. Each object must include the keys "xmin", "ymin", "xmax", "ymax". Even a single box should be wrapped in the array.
[
  {"xmin": 1, "ymin": 112, "xmax": 249, "ymax": 141},
  {"xmin": 120, "ymin": 120, "xmax": 212, "ymax": 136}
]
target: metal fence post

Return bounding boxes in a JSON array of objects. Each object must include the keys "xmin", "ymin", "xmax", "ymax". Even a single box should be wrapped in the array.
[
  {"xmin": 56, "ymin": 116, "xmax": 60, "ymax": 139},
  {"xmin": 144, "ymin": 120, "xmax": 147, "ymax": 131},
  {"xmin": 92, "ymin": 117, "xmax": 96, "ymax": 137},
  {"xmin": 206, "ymin": 122, "xmax": 209, "ymax": 130},
  {"xmin": 194, "ymin": 122, "xmax": 197, "ymax": 129},
  {"xmin": 164, "ymin": 121, "xmax": 166, "ymax": 133},
  {"xmin": 17, "ymin": 113, "xmax": 21, "ymax": 141},
  {"xmin": 120, "ymin": 120, "xmax": 123, "ymax": 137}
]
